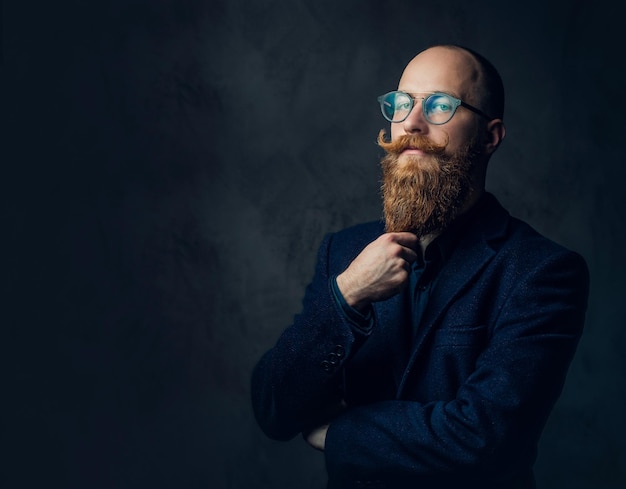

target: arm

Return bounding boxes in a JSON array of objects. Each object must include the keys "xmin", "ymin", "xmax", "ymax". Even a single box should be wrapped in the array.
[
  {"xmin": 250, "ymin": 232, "xmax": 357, "ymax": 441},
  {"xmin": 324, "ymin": 250, "xmax": 589, "ymax": 483},
  {"xmin": 250, "ymin": 231, "xmax": 418, "ymax": 441}
]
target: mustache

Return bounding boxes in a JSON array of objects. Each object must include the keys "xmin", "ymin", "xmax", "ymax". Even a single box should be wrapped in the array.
[{"xmin": 377, "ymin": 129, "xmax": 448, "ymax": 156}]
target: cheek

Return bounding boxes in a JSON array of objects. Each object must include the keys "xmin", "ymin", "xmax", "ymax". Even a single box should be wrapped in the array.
[
  {"xmin": 390, "ymin": 124, "xmax": 402, "ymax": 140},
  {"xmin": 442, "ymin": 123, "xmax": 479, "ymax": 154}
]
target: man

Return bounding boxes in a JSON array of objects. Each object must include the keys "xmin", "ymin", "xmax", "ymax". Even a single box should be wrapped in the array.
[{"xmin": 251, "ymin": 44, "xmax": 589, "ymax": 489}]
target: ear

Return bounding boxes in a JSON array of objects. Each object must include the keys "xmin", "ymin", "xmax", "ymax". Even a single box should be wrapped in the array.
[{"xmin": 483, "ymin": 119, "xmax": 506, "ymax": 155}]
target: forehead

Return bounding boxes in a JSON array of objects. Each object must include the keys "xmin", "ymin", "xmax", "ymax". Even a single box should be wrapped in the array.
[{"xmin": 397, "ymin": 47, "xmax": 480, "ymax": 101}]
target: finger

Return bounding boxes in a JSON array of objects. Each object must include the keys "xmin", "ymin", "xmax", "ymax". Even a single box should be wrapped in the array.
[
  {"xmin": 389, "ymin": 231, "xmax": 419, "ymax": 249},
  {"xmin": 399, "ymin": 246, "xmax": 419, "ymax": 264}
]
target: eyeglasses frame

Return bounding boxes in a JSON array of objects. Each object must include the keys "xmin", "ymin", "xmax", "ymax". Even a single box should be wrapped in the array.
[{"xmin": 377, "ymin": 90, "xmax": 493, "ymax": 125}]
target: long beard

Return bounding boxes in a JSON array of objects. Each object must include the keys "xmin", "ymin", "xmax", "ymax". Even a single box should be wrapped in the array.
[{"xmin": 378, "ymin": 130, "xmax": 478, "ymax": 237}]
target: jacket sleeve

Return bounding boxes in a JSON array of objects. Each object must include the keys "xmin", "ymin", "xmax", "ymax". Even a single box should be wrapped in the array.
[
  {"xmin": 324, "ymin": 249, "xmax": 589, "ymax": 483},
  {"xmin": 250, "ymin": 232, "xmax": 371, "ymax": 441}
]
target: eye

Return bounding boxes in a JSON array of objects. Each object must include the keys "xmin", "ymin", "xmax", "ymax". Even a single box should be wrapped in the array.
[
  {"xmin": 389, "ymin": 93, "xmax": 411, "ymax": 111},
  {"xmin": 395, "ymin": 100, "xmax": 411, "ymax": 111},
  {"xmin": 426, "ymin": 95, "xmax": 454, "ymax": 114}
]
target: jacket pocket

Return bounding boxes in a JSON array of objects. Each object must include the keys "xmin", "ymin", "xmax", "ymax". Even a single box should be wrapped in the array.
[
  {"xmin": 432, "ymin": 324, "xmax": 488, "ymax": 348},
  {"xmin": 414, "ymin": 324, "xmax": 488, "ymax": 400}
]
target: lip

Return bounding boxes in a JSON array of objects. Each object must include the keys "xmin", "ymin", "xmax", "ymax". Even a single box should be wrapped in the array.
[{"xmin": 401, "ymin": 148, "xmax": 426, "ymax": 155}]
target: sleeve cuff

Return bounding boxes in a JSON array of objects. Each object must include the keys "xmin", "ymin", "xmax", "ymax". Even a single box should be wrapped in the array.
[{"xmin": 330, "ymin": 275, "xmax": 373, "ymax": 334}]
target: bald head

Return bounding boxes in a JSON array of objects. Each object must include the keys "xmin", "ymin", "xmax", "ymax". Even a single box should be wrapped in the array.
[{"xmin": 400, "ymin": 45, "xmax": 505, "ymax": 121}]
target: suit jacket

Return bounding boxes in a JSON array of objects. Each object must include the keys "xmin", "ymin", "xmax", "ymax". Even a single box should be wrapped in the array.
[{"xmin": 251, "ymin": 193, "xmax": 589, "ymax": 489}]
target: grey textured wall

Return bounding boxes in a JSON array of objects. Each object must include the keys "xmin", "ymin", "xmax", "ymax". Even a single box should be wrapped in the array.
[{"xmin": 7, "ymin": 0, "xmax": 625, "ymax": 488}]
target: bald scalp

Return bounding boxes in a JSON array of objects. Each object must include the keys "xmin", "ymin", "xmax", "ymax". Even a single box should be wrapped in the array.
[{"xmin": 422, "ymin": 44, "xmax": 505, "ymax": 121}]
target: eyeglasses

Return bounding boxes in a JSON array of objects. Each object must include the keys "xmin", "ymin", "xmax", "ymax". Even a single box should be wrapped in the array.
[{"xmin": 377, "ymin": 91, "xmax": 492, "ymax": 125}]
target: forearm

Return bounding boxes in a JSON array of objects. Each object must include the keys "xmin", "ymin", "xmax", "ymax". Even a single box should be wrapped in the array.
[
  {"xmin": 325, "ymin": 384, "xmax": 538, "ymax": 482},
  {"xmin": 250, "ymin": 293, "xmax": 354, "ymax": 440},
  {"xmin": 251, "ymin": 235, "xmax": 370, "ymax": 440},
  {"xmin": 326, "ymin": 333, "xmax": 577, "ymax": 483}
]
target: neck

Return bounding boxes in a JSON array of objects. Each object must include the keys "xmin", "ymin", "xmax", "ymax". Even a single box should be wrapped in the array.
[
  {"xmin": 461, "ymin": 185, "xmax": 485, "ymax": 216},
  {"xmin": 418, "ymin": 233, "xmax": 437, "ymax": 257}
]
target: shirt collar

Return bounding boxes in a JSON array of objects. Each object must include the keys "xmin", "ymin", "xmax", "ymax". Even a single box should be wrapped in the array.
[{"xmin": 423, "ymin": 192, "xmax": 489, "ymax": 265}]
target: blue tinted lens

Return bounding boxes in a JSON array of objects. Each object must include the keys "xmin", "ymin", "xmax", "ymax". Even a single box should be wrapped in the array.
[
  {"xmin": 381, "ymin": 92, "xmax": 412, "ymax": 122},
  {"xmin": 381, "ymin": 93, "xmax": 396, "ymax": 120},
  {"xmin": 423, "ymin": 94, "xmax": 458, "ymax": 123}
]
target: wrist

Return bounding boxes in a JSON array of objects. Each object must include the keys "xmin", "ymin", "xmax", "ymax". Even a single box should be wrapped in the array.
[{"xmin": 336, "ymin": 272, "xmax": 369, "ymax": 313}]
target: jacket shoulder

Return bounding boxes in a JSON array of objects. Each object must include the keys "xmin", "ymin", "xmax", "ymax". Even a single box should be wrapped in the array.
[
  {"xmin": 481, "ymin": 193, "xmax": 587, "ymax": 268},
  {"xmin": 507, "ymin": 215, "xmax": 587, "ymax": 264},
  {"xmin": 491, "ymin": 213, "xmax": 590, "ymax": 300}
]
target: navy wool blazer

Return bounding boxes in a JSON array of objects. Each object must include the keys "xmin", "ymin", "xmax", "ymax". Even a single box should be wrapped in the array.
[{"xmin": 251, "ymin": 193, "xmax": 589, "ymax": 489}]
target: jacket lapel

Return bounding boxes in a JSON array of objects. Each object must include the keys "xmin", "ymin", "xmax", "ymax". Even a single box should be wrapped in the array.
[{"xmin": 395, "ymin": 193, "xmax": 510, "ymax": 397}]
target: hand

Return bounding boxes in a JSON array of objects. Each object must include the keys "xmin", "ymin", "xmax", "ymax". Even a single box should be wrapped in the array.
[
  {"xmin": 304, "ymin": 423, "xmax": 329, "ymax": 451},
  {"xmin": 303, "ymin": 399, "xmax": 346, "ymax": 452},
  {"xmin": 336, "ymin": 232, "xmax": 419, "ymax": 311}
]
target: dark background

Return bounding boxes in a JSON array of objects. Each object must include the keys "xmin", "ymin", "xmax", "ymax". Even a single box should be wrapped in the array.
[{"xmin": 6, "ymin": 0, "xmax": 625, "ymax": 488}]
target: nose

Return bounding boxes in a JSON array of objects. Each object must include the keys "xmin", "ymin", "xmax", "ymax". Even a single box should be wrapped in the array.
[{"xmin": 402, "ymin": 99, "xmax": 429, "ymax": 134}]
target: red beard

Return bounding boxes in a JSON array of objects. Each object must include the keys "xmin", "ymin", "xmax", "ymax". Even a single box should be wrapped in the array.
[{"xmin": 377, "ymin": 129, "xmax": 477, "ymax": 237}]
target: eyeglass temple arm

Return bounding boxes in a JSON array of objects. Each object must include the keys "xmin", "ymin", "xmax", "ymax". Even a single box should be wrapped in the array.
[{"xmin": 460, "ymin": 101, "xmax": 493, "ymax": 121}]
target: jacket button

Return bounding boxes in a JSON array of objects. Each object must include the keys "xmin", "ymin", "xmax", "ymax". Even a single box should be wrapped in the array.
[
  {"xmin": 333, "ymin": 345, "xmax": 345, "ymax": 358},
  {"xmin": 320, "ymin": 360, "xmax": 331, "ymax": 371}
]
